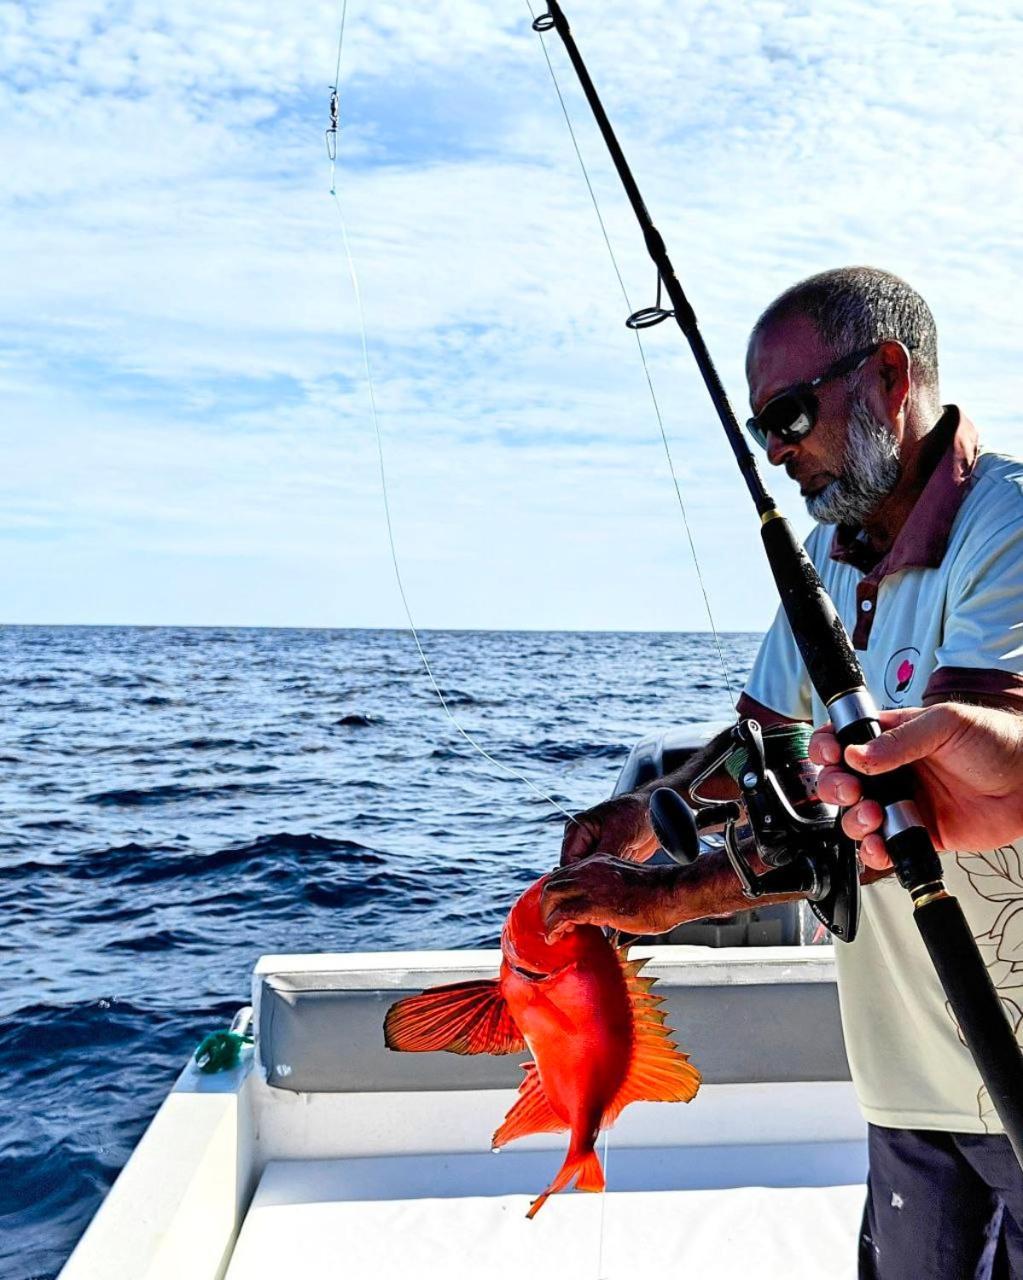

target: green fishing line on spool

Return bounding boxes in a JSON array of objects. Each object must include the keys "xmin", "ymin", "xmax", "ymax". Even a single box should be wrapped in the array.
[
  {"xmin": 193, "ymin": 1030, "xmax": 253, "ymax": 1074},
  {"xmin": 723, "ymin": 723, "xmax": 814, "ymax": 782}
]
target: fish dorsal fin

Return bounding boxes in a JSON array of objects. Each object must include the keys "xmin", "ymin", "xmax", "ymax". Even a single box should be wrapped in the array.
[
  {"xmin": 602, "ymin": 950, "xmax": 701, "ymax": 1125},
  {"xmin": 384, "ymin": 979, "xmax": 526, "ymax": 1056},
  {"xmin": 492, "ymin": 1062, "xmax": 569, "ymax": 1149}
]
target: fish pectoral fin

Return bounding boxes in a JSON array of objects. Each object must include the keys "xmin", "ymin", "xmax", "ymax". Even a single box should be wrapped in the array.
[
  {"xmin": 493, "ymin": 1062, "xmax": 569, "ymax": 1148},
  {"xmin": 384, "ymin": 979, "xmax": 525, "ymax": 1056},
  {"xmin": 603, "ymin": 948, "xmax": 702, "ymax": 1124}
]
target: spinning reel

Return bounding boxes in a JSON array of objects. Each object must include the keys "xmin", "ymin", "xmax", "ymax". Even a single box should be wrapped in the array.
[{"xmin": 647, "ymin": 720, "xmax": 860, "ymax": 942}]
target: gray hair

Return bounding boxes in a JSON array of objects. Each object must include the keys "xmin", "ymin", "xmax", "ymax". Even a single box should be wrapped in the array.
[{"xmin": 748, "ymin": 266, "xmax": 939, "ymax": 396}]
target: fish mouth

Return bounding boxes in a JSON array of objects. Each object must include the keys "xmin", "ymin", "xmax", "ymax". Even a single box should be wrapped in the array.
[{"xmin": 508, "ymin": 961, "xmax": 550, "ymax": 983}]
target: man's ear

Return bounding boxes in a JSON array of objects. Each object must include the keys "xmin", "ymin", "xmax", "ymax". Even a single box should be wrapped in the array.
[{"xmin": 877, "ymin": 340, "xmax": 912, "ymax": 419}]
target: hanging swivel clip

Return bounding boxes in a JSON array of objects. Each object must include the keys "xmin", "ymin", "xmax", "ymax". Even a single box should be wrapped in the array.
[{"xmin": 326, "ymin": 87, "xmax": 340, "ymax": 162}]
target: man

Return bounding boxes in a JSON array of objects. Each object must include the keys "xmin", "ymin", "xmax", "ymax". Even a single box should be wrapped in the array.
[{"xmin": 542, "ymin": 267, "xmax": 1023, "ymax": 1277}]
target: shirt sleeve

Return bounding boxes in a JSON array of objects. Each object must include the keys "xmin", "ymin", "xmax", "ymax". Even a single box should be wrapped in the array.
[
  {"xmin": 925, "ymin": 515, "xmax": 1023, "ymax": 708},
  {"xmin": 741, "ymin": 601, "xmax": 814, "ymax": 724}
]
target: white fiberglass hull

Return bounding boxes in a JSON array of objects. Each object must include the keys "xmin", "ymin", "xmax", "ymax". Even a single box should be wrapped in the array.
[{"xmin": 58, "ymin": 946, "xmax": 866, "ymax": 1280}]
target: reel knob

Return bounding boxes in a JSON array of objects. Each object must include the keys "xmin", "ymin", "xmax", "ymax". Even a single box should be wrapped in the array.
[{"xmin": 648, "ymin": 787, "xmax": 701, "ymax": 866}]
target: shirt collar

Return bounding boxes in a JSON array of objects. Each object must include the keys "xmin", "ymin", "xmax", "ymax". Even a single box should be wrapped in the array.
[{"xmin": 829, "ymin": 406, "xmax": 979, "ymax": 578}]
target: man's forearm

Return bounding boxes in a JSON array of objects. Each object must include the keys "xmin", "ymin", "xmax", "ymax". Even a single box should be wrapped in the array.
[
  {"xmin": 654, "ymin": 850, "xmax": 799, "ymax": 926},
  {"xmin": 655, "ymin": 848, "xmax": 891, "ymax": 930}
]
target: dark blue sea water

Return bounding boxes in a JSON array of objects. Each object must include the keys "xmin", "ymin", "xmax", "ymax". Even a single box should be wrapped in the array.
[{"xmin": 0, "ymin": 625, "xmax": 758, "ymax": 1279}]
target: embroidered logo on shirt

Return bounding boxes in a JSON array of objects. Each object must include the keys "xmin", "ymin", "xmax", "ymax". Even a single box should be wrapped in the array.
[{"xmin": 883, "ymin": 647, "xmax": 920, "ymax": 704}]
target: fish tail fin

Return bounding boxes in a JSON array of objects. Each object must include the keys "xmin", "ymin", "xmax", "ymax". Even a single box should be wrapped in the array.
[
  {"xmin": 573, "ymin": 1148, "xmax": 606, "ymax": 1193},
  {"xmin": 525, "ymin": 1146, "xmax": 605, "ymax": 1219}
]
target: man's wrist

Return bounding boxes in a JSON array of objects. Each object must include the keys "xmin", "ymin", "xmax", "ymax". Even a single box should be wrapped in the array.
[{"xmin": 654, "ymin": 852, "xmax": 757, "ymax": 928}]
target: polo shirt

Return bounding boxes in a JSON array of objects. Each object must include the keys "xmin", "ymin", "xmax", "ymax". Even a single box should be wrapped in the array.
[{"xmin": 739, "ymin": 407, "xmax": 1023, "ymax": 1133}]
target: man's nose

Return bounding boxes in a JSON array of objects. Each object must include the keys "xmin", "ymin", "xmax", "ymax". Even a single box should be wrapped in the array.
[{"xmin": 766, "ymin": 431, "xmax": 798, "ymax": 468}]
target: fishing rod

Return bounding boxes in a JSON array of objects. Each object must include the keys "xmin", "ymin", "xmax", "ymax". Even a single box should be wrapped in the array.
[{"xmin": 532, "ymin": 0, "xmax": 1023, "ymax": 1169}]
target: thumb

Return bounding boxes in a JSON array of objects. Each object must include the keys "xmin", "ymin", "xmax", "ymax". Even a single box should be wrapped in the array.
[
  {"xmin": 845, "ymin": 708, "xmax": 951, "ymax": 774},
  {"xmin": 560, "ymin": 816, "xmax": 592, "ymax": 866}
]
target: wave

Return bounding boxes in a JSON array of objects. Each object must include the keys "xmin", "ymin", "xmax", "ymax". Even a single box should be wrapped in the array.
[
  {"xmin": 519, "ymin": 739, "xmax": 626, "ymax": 764},
  {"xmin": 82, "ymin": 780, "xmax": 298, "ymax": 806},
  {"xmin": 64, "ymin": 832, "xmax": 385, "ymax": 885},
  {"xmin": 104, "ymin": 928, "xmax": 204, "ymax": 953},
  {"xmin": 95, "ymin": 673, "xmax": 163, "ymax": 689},
  {"xmin": 302, "ymin": 866, "xmax": 419, "ymax": 910}
]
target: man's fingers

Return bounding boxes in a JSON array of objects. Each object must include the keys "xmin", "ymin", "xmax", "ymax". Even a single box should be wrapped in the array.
[
  {"xmin": 872, "ymin": 707, "xmax": 925, "ymax": 731},
  {"xmin": 844, "ymin": 706, "xmax": 950, "ymax": 775},
  {"xmin": 850, "ymin": 716, "xmax": 942, "ymax": 773},
  {"xmin": 541, "ymin": 872, "xmax": 583, "ymax": 919},
  {"xmin": 858, "ymin": 832, "xmax": 892, "ymax": 870},
  {"xmin": 560, "ymin": 816, "xmax": 595, "ymax": 866},
  {"xmin": 543, "ymin": 899, "xmax": 592, "ymax": 940},
  {"xmin": 813, "ymin": 707, "xmax": 924, "ymax": 773},
  {"xmin": 816, "ymin": 764, "xmax": 863, "ymax": 807},
  {"xmin": 840, "ymin": 798, "xmax": 885, "ymax": 840},
  {"xmin": 808, "ymin": 727, "xmax": 841, "ymax": 767}
]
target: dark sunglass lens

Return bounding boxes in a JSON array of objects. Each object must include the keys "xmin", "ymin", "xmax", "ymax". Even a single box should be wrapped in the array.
[
  {"xmin": 746, "ymin": 418, "xmax": 769, "ymax": 450},
  {"xmin": 760, "ymin": 394, "xmax": 815, "ymax": 443}
]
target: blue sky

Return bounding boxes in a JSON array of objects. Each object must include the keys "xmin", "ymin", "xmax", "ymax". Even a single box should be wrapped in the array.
[{"xmin": 2, "ymin": 0, "xmax": 1022, "ymax": 629}]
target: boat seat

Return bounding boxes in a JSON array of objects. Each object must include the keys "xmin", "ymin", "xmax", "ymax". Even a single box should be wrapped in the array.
[
  {"xmin": 257, "ymin": 950, "xmax": 851, "ymax": 1094},
  {"xmin": 225, "ymin": 1153, "xmax": 864, "ymax": 1280}
]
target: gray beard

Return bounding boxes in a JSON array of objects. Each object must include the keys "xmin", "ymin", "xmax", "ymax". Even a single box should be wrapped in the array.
[{"xmin": 805, "ymin": 398, "xmax": 901, "ymax": 527}]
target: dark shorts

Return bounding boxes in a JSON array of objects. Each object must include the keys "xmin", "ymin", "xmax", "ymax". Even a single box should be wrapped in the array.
[{"xmin": 859, "ymin": 1124, "xmax": 1023, "ymax": 1279}]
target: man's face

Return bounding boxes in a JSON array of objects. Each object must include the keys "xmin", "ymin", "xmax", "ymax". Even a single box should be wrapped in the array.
[{"xmin": 747, "ymin": 313, "xmax": 900, "ymax": 525}]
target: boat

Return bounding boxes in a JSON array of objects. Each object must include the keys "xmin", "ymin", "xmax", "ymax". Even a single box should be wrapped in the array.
[{"xmin": 57, "ymin": 725, "xmax": 867, "ymax": 1280}]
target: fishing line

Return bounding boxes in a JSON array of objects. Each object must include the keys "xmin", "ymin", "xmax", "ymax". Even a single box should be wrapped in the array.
[
  {"xmin": 326, "ymin": 14, "xmax": 580, "ymax": 826},
  {"xmin": 525, "ymin": 1, "xmax": 737, "ymax": 707},
  {"xmin": 595, "ymin": 1126, "xmax": 611, "ymax": 1280},
  {"xmin": 332, "ymin": 0, "xmax": 348, "ymax": 94}
]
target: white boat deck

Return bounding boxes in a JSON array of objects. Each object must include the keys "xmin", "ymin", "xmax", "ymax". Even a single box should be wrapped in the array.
[{"xmin": 228, "ymin": 1155, "xmax": 863, "ymax": 1280}]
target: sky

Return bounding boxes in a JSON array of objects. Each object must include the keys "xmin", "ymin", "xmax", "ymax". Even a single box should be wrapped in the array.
[{"xmin": 2, "ymin": 0, "xmax": 1022, "ymax": 630}]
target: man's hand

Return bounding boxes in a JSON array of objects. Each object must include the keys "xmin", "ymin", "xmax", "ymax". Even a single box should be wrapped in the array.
[
  {"xmin": 559, "ymin": 793, "xmax": 658, "ymax": 866},
  {"xmin": 810, "ymin": 702, "xmax": 1023, "ymax": 867},
  {"xmin": 541, "ymin": 855, "xmax": 680, "ymax": 938}
]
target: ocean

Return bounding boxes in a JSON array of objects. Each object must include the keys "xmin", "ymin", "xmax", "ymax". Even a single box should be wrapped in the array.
[{"xmin": 0, "ymin": 625, "xmax": 759, "ymax": 1278}]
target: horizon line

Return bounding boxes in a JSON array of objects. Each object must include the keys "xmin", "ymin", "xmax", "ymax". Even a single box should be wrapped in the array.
[{"xmin": 0, "ymin": 621, "xmax": 764, "ymax": 636}]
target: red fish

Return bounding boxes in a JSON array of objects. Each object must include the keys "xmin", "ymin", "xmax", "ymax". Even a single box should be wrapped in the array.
[{"xmin": 384, "ymin": 873, "xmax": 701, "ymax": 1216}]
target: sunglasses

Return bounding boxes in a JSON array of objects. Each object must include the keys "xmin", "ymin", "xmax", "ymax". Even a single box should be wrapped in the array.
[{"xmin": 746, "ymin": 344, "xmax": 882, "ymax": 451}]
